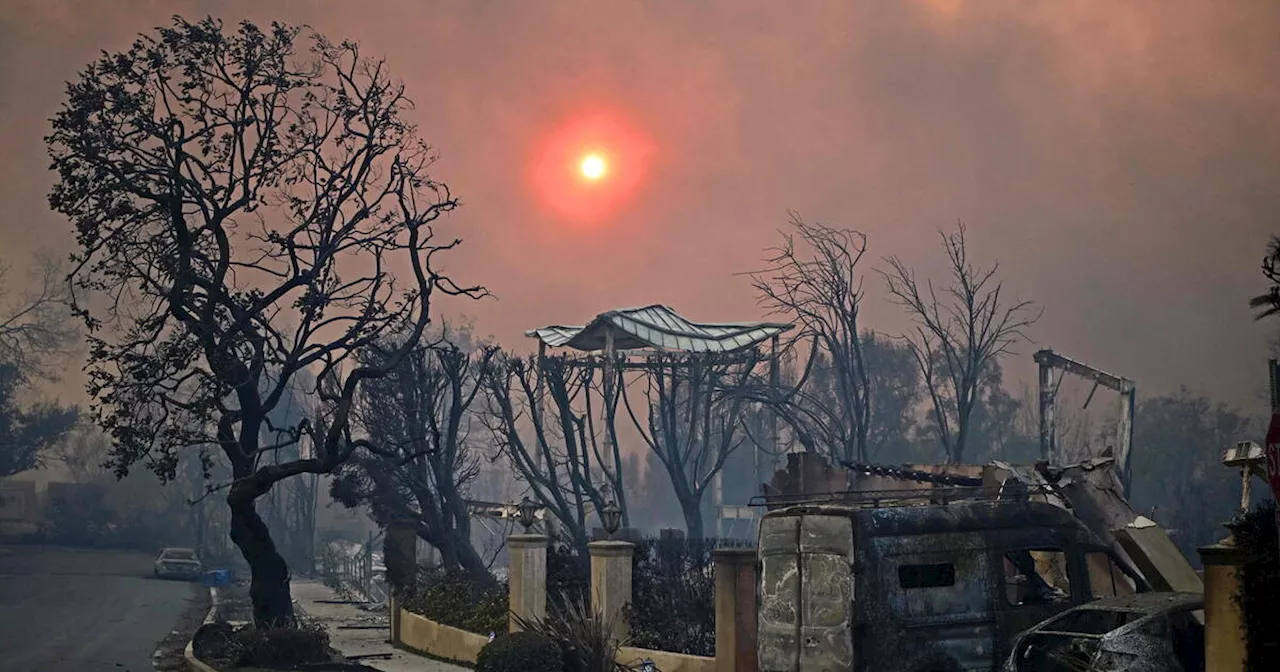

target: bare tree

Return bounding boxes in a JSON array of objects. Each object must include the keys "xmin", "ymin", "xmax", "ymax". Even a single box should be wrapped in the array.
[
  {"xmin": 481, "ymin": 353, "xmax": 624, "ymax": 551},
  {"xmin": 622, "ymin": 350, "xmax": 760, "ymax": 540},
  {"xmin": 881, "ymin": 222, "xmax": 1040, "ymax": 464},
  {"xmin": 750, "ymin": 214, "xmax": 872, "ymax": 461},
  {"xmin": 47, "ymin": 17, "xmax": 484, "ymax": 625},
  {"xmin": 0, "ymin": 254, "xmax": 78, "ymax": 381},
  {"xmin": 332, "ymin": 333, "xmax": 497, "ymax": 583}
]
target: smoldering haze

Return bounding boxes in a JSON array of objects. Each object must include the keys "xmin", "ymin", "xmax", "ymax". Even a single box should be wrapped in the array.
[{"xmin": 1, "ymin": 0, "xmax": 1277, "ymax": 414}]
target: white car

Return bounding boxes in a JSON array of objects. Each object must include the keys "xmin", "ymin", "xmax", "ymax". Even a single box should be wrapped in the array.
[{"xmin": 153, "ymin": 547, "xmax": 203, "ymax": 580}]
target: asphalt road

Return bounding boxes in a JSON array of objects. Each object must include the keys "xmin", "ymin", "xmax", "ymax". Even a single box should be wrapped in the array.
[{"xmin": 0, "ymin": 545, "xmax": 200, "ymax": 672}]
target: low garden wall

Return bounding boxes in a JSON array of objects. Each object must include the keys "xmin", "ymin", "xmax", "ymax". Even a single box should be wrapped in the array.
[
  {"xmin": 398, "ymin": 608, "xmax": 490, "ymax": 665},
  {"xmin": 397, "ymin": 608, "xmax": 716, "ymax": 672},
  {"xmin": 618, "ymin": 646, "xmax": 715, "ymax": 672},
  {"xmin": 389, "ymin": 535, "xmax": 756, "ymax": 671}
]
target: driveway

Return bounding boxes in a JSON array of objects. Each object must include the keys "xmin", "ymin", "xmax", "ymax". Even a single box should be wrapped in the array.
[{"xmin": 0, "ymin": 545, "xmax": 200, "ymax": 672}]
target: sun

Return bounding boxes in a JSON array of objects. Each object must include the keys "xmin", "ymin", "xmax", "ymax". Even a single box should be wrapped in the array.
[
  {"xmin": 580, "ymin": 153, "xmax": 607, "ymax": 181},
  {"xmin": 527, "ymin": 110, "xmax": 654, "ymax": 224}
]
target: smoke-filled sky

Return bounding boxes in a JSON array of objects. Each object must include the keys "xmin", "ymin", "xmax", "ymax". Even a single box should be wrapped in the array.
[{"xmin": 3, "ymin": 0, "xmax": 1279, "ymax": 414}]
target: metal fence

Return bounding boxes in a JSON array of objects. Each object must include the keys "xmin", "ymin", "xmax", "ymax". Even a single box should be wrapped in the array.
[{"xmin": 316, "ymin": 531, "xmax": 387, "ymax": 606}]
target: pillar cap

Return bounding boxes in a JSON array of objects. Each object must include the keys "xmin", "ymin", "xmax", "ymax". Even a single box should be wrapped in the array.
[
  {"xmin": 588, "ymin": 540, "xmax": 635, "ymax": 557},
  {"xmin": 1198, "ymin": 542, "xmax": 1255, "ymax": 566},
  {"xmin": 712, "ymin": 547, "xmax": 756, "ymax": 564},
  {"xmin": 508, "ymin": 533, "xmax": 549, "ymax": 547}
]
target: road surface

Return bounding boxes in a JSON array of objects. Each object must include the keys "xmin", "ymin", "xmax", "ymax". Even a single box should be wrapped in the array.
[{"xmin": 0, "ymin": 545, "xmax": 200, "ymax": 672}]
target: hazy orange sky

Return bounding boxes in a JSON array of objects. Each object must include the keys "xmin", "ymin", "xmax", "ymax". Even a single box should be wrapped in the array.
[{"xmin": 3, "ymin": 0, "xmax": 1279, "ymax": 414}]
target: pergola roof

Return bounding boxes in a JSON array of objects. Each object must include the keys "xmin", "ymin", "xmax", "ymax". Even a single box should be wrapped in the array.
[{"xmin": 526, "ymin": 304, "xmax": 793, "ymax": 354}]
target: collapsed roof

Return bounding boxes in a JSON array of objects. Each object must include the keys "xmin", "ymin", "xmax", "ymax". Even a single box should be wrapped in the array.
[
  {"xmin": 760, "ymin": 452, "xmax": 1203, "ymax": 596},
  {"xmin": 526, "ymin": 304, "xmax": 793, "ymax": 353}
]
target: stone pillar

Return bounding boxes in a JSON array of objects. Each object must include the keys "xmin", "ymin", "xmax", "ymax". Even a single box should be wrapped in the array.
[
  {"xmin": 507, "ymin": 533, "xmax": 548, "ymax": 632},
  {"xmin": 714, "ymin": 548, "xmax": 758, "ymax": 672},
  {"xmin": 384, "ymin": 519, "xmax": 419, "ymax": 646},
  {"xmin": 589, "ymin": 540, "xmax": 635, "ymax": 641},
  {"xmin": 1199, "ymin": 541, "xmax": 1249, "ymax": 672}
]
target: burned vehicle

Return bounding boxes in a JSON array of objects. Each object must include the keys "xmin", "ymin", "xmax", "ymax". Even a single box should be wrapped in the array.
[
  {"xmin": 756, "ymin": 486, "xmax": 1150, "ymax": 672},
  {"xmin": 153, "ymin": 547, "xmax": 202, "ymax": 580},
  {"xmin": 1003, "ymin": 592, "xmax": 1204, "ymax": 672}
]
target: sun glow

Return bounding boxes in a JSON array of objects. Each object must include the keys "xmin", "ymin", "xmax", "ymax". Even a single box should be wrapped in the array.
[
  {"xmin": 528, "ymin": 110, "xmax": 654, "ymax": 226},
  {"xmin": 580, "ymin": 154, "xmax": 607, "ymax": 181}
]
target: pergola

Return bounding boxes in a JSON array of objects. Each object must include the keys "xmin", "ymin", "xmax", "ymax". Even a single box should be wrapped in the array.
[
  {"xmin": 525, "ymin": 304, "xmax": 794, "ymax": 537},
  {"xmin": 526, "ymin": 304, "xmax": 793, "ymax": 356}
]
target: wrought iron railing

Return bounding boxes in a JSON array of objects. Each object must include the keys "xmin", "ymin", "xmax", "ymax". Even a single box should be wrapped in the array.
[{"xmin": 315, "ymin": 531, "xmax": 386, "ymax": 606}]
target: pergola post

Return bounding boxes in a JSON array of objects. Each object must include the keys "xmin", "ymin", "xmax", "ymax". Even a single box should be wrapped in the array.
[
  {"xmin": 603, "ymin": 326, "xmax": 617, "ymax": 474},
  {"xmin": 536, "ymin": 339, "xmax": 546, "ymax": 472}
]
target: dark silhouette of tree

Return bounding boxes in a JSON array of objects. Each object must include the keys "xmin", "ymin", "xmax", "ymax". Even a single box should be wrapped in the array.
[
  {"xmin": 861, "ymin": 334, "xmax": 923, "ymax": 461},
  {"xmin": 750, "ymin": 214, "xmax": 873, "ymax": 461},
  {"xmin": 621, "ymin": 350, "xmax": 762, "ymax": 540},
  {"xmin": 47, "ymin": 17, "xmax": 484, "ymax": 625},
  {"xmin": 0, "ymin": 254, "xmax": 79, "ymax": 476},
  {"xmin": 881, "ymin": 222, "xmax": 1040, "ymax": 464},
  {"xmin": 0, "ymin": 254, "xmax": 78, "ymax": 380},
  {"xmin": 481, "ymin": 353, "xmax": 625, "ymax": 551},
  {"xmin": 331, "ymin": 331, "xmax": 497, "ymax": 583},
  {"xmin": 1128, "ymin": 388, "xmax": 1254, "ymax": 561},
  {"xmin": 0, "ymin": 363, "xmax": 78, "ymax": 477}
]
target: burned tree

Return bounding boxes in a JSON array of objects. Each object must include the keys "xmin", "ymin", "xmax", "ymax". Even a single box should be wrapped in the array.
[
  {"xmin": 750, "ymin": 213, "xmax": 873, "ymax": 461},
  {"xmin": 331, "ymin": 333, "xmax": 497, "ymax": 583},
  {"xmin": 622, "ymin": 349, "xmax": 761, "ymax": 540},
  {"xmin": 0, "ymin": 254, "xmax": 79, "ymax": 380},
  {"xmin": 481, "ymin": 352, "xmax": 625, "ymax": 551},
  {"xmin": 881, "ymin": 222, "xmax": 1039, "ymax": 464},
  {"xmin": 47, "ymin": 17, "xmax": 484, "ymax": 625}
]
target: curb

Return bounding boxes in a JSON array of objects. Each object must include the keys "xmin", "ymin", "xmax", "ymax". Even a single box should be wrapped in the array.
[{"xmin": 183, "ymin": 586, "xmax": 221, "ymax": 672}]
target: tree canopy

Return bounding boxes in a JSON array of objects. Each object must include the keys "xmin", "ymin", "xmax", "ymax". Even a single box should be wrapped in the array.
[{"xmin": 46, "ymin": 15, "xmax": 483, "ymax": 625}]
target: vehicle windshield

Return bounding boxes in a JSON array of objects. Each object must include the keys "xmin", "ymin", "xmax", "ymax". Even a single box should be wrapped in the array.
[
  {"xmin": 161, "ymin": 549, "xmax": 197, "ymax": 560},
  {"xmin": 1043, "ymin": 608, "xmax": 1141, "ymax": 635}
]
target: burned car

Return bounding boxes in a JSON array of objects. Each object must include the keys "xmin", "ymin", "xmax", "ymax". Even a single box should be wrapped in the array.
[
  {"xmin": 153, "ymin": 547, "xmax": 202, "ymax": 580},
  {"xmin": 1002, "ymin": 592, "xmax": 1204, "ymax": 672},
  {"xmin": 756, "ymin": 486, "xmax": 1151, "ymax": 672}
]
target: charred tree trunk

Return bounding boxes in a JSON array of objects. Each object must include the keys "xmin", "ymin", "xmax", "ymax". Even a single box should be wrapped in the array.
[
  {"xmin": 228, "ymin": 486, "xmax": 295, "ymax": 627},
  {"xmin": 679, "ymin": 494, "xmax": 706, "ymax": 542},
  {"xmin": 428, "ymin": 523, "xmax": 492, "ymax": 585}
]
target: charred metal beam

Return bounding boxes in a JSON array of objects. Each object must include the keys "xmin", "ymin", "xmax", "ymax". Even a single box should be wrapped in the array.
[
  {"xmin": 1033, "ymin": 349, "xmax": 1136, "ymax": 495},
  {"xmin": 840, "ymin": 461, "xmax": 984, "ymax": 487}
]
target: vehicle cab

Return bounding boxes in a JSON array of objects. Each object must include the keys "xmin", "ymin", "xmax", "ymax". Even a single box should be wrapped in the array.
[{"xmin": 756, "ymin": 486, "xmax": 1149, "ymax": 672}]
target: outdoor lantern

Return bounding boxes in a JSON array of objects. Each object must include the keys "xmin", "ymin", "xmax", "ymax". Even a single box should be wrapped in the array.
[
  {"xmin": 601, "ymin": 499, "xmax": 622, "ymax": 537},
  {"xmin": 516, "ymin": 496, "xmax": 538, "ymax": 532}
]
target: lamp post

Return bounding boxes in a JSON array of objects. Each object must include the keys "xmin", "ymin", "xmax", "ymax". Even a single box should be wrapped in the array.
[
  {"xmin": 601, "ymin": 499, "xmax": 621, "ymax": 540},
  {"xmin": 516, "ymin": 496, "xmax": 539, "ymax": 533}
]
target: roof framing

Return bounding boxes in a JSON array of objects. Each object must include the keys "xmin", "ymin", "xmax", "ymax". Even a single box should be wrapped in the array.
[{"xmin": 525, "ymin": 304, "xmax": 793, "ymax": 354}]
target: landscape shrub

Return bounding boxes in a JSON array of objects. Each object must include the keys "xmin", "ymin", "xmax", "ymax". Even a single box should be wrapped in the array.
[
  {"xmin": 476, "ymin": 630, "xmax": 563, "ymax": 672},
  {"xmin": 228, "ymin": 619, "xmax": 333, "ymax": 668},
  {"xmin": 515, "ymin": 596, "xmax": 630, "ymax": 672},
  {"xmin": 194, "ymin": 618, "xmax": 332, "ymax": 669},
  {"xmin": 547, "ymin": 541, "xmax": 590, "ymax": 619},
  {"xmin": 626, "ymin": 536, "xmax": 751, "ymax": 657},
  {"xmin": 1233, "ymin": 499, "xmax": 1280, "ymax": 672},
  {"xmin": 401, "ymin": 566, "xmax": 508, "ymax": 635}
]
